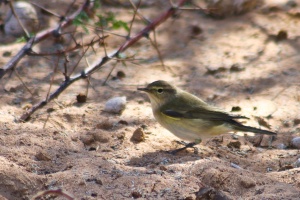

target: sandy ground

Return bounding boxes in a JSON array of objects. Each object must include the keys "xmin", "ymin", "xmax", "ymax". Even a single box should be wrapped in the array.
[{"xmin": 0, "ymin": 0, "xmax": 300, "ymax": 199}]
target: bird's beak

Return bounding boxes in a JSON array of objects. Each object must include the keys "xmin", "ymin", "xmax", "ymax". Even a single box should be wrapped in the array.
[{"xmin": 137, "ymin": 87, "xmax": 149, "ymax": 92}]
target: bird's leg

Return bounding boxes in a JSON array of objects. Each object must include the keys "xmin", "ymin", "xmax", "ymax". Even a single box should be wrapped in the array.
[
  {"xmin": 253, "ymin": 135, "xmax": 264, "ymax": 147},
  {"xmin": 169, "ymin": 139, "xmax": 202, "ymax": 155},
  {"xmin": 268, "ymin": 135, "xmax": 276, "ymax": 149}
]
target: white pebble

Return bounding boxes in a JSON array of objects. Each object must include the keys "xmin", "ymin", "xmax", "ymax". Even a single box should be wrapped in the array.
[
  {"xmin": 104, "ymin": 96, "xmax": 126, "ymax": 114},
  {"xmin": 276, "ymin": 143, "xmax": 287, "ymax": 149},
  {"xmin": 4, "ymin": 1, "xmax": 39, "ymax": 36},
  {"xmin": 230, "ymin": 162, "xmax": 242, "ymax": 169},
  {"xmin": 295, "ymin": 158, "xmax": 300, "ymax": 168},
  {"xmin": 291, "ymin": 137, "xmax": 300, "ymax": 149}
]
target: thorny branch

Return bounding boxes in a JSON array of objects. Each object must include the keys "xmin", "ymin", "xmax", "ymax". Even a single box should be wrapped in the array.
[{"xmin": 17, "ymin": 0, "xmax": 189, "ymax": 122}]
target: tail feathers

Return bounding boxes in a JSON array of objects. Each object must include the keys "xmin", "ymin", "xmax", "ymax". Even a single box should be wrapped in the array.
[{"xmin": 235, "ymin": 124, "xmax": 277, "ymax": 135}]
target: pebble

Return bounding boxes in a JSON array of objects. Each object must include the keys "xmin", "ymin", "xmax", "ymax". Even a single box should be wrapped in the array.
[
  {"xmin": 230, "ymin": 162, "xmax": 242, "ymax": 169},
  {"xmin": 277, "ymin": 143, "xmax": 287, "ymax": 149},
  {"xmin": 35, "ymin": 151, "xmax": 51, "ymax": 161},
  {"xmin": 4, "ymin": 1, "xmax": 39, "ymax": 36},
  {"xmin": 295, "ymin": 158, "xmax": 300, "ymax": 168},
  {"xmin": 291, "ymin": 137, "xmax": 300, "ymax": 149},
  {"xmin": 104, "ymin": 96, "xmax": 126, "ymax": 114},
  {"xmin": 131, "ymin": 127, "xmax": 145, "ymax": 143}
]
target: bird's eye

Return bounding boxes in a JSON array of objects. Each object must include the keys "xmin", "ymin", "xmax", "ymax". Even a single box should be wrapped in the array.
[{"xmin": 157, "ymin": 88, "xmax": 163, "ymax": 94}]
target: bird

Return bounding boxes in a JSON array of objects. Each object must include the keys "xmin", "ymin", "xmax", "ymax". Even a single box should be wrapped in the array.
[{"xmin": 138, "ymin": 80, "xmax": 277, "ymax": 154}]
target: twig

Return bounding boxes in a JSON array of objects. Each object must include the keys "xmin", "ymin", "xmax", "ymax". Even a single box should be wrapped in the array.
[
  {"xmin": 27, "ymin": 35, "xmax": 108, "ymax": 56},
  {"xmin": 149, "ymin": 30, "xmax": 165, "ymax": 68},
  {"xmin": 0, "ymin": 0, "xmax": 92, "ymax": 79},
  {"xmin": 19, "ymin": 0, "xmax": 189, "ymax": 122},
  {"xmin": 14, "ymin": 69, "xmax": 34, "ymax": 96}
]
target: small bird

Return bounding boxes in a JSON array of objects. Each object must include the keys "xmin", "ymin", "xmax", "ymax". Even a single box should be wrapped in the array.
[{"xmin": 138, "ymin": 80, "xmax": 276, "ymax": 153}]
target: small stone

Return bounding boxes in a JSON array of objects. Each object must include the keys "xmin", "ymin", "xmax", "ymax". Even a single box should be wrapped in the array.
[
  {"xmin": 4, "ymin": 1, "xmax": 39, "ymax": 36},
  {"xmin": 22, "ymin": 103, "xmax": 32, "ymax": 110},
  {"xmin": 159, "ymin": 165, "xmax": 168, "ymax": 171},
  {"xmin": 140, "ymin": 124, "xmax": 148, "ymax": 129},
  {"xmin": 76, "ymin": 93, "xmax": 87, "ymax": 103},
  {"xmin": 277, "ymin": 143, "xmax": 287, "ymax": 149},
  {"xmin": 293, "ymin": 118, "xmax": 300, "ymax": 126},
  {"xmin": 231, "ymin": 106, "xmax": 241, "ymax": 112},
  {"xmin": 12, "ymin": 98, "xmax": 21, "ymax": 105},
  {"xmin": 116, "ymin": 71, "xmax": 126, "ymax": 79},
  {"xmin": 286, "ymin": 0, "xmax": 297, "ymax": 8},
  {"xmin": 295, "ymin": 158, "xmax": 300, "ymax": 167},
  {"xmin": 275, "ymin": 30, "xmax": 288, "ymax": 41},
  {"xmin": 95, "ymin": 179, "xmax": 103, "ymax": 185},
  {"xmin": 86, "ymin": 178, "xmax": 103, "ymax": 185},
  {"xmin": 291, "ymin": 137, "xmax": 300, "ymax": 149},
  {"xmin": 88, "ymin": 145, "xmax": 99, "ymax": 151},
  {"xmin": 80, "ymin": 134, "xmax": 95, "ymax": 145},
  {"xmin": 131, "ymin": 191, "xmax": 142, "ymax": 199},
  {"xmin": 118, "ymin": 120, "xmax": 128, "ymax": 125},
  {"xmin": 117, "ymin": 132, "xmax": 125, "ymax": 140},
  {"xmin": 131, "ymin": 127, "xmax": 145, "ymax": 143},
  {"xmin": 240, "ymin": 177, "xmax": 256, "ymax": 188},
  {"xmin": 190, "ymin": 25, "xmax": 202, "ymax": 37},
  {"xmin": 283, "ymin": 121, "xmax": 290, "ymax": 127},
  {"xmin": 93, "ymin": 132, "xmax": 110, "ymax": 143},
  {"xmin": 205, "ymin": 66, "xmax": 227, "ymax": 75},
  {"xmin": 35, "ymin": 151, "xmax": 51, "ymax": 161},
  {"xmin": 3, "ymin": 51, "xmax": 11, "ymax": 57},
  {"xmin": 278, "ymin": 165, "xmax": 294, "ymax": 171},
  {"xmin": 96, "ymin": 120, "xmax": 114, "ymax": 130},
  {"xmin": 104, "ymin": 96, "xmax": 126, "ymax": 114},
  {"xmin": 47, "ymin": 108, "xmax": 55, "ymax": 113},
  {"xmin": 230, "ymin": 162, "xmax": 242, "ymax": 169},
  {"xmin": 230, "ymin": 63, "xmax": 245, "ymax": 72},
  {"xmin": 227, "ymin": 140, "xmax": 241, "ymax": 149}
]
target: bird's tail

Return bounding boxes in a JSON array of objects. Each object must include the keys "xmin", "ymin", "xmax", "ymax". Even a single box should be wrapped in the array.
[{"xmin": 235, "ymin": 124, "xmax": 277, "ymax": 135}]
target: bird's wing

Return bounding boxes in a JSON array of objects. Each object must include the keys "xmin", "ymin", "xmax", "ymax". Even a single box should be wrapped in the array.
[{"xmin": 162, "ymin": 107, "xmax": 248, "ymax": 121}]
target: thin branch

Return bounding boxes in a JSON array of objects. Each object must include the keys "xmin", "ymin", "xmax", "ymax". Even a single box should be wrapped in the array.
[
  {"xmin": 14, "ymin": 70, "xmax": 34, "ymax": 96},
  {"xmin": 127, "ymin": 0, "xmax": 142, "ymax": 38},
  {"xmin": 149, "ymin": 30, "xmax": 165, "ymax": 68},
  {"xmin": 46, "ymin": 57, "xmax": 60, "ymax": 101},
  {"xmin": 30, "ymin": 1, "xmax": 62, "ymax": 19},
  {"xmin": 103, "ymin": 61, "xmax": 118, "ymax": 85},
  {"xmin": 27, "ymin": 35, "xmax": 108, "ymax": 56}
]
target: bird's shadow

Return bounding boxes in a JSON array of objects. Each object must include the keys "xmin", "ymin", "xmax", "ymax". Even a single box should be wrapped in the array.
[{"xmin": 126, "ymin": 149, "xmax": 204, "ymax": 168}]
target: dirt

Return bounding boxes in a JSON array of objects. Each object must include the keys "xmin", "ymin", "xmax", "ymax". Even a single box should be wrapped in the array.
[{"xmin": 0, "ymin": 0, "xmax": 300, "ymax": 199}]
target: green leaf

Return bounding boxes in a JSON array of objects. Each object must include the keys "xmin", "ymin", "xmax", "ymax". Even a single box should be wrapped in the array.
[
  {"xmin": 96, "ymin": 12, "xmax": 129, "ymax": 32},
  {"xmin": 73, "ymin": 11, "xmax": 90, "ymax": 33},
  {"xmin": 112, "ymin": 20, "xmax": 129, "ymax": 32}
]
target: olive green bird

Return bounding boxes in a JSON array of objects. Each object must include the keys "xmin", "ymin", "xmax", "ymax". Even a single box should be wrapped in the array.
[{"xmin": 138, "ymin": 80, "xmax": 276, "ymax": 153}]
